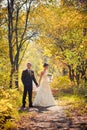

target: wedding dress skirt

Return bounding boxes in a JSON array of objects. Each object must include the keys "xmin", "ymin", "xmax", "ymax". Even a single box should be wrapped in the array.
[{"xmin": 33, "ymin": 72, "xmax": 56, "ymax": 107}]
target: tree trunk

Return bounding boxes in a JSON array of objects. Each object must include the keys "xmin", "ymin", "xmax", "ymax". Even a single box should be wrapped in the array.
[
  {"xmin": 68, "ymin": 65, "xmax": 72, "ymax": 80},
  {"xmin": 83, "ymin": 28, "xmax": 87, "ymax": 36},
  {"xmin": 15, "ymin": 67, "xmax": 19, "ymax": 88},
  {"xmin": 9, "ymin": 65, "xmax": 15, "ymax": 88},
  {"xmin": 14, "ymin": 51, "xmax": 19, "ymax": 88}
]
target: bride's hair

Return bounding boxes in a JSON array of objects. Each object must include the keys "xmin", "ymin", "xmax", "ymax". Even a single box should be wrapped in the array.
[{"xmin": 43, "ymin": 63, "xmax": 49, "ymax": 67}]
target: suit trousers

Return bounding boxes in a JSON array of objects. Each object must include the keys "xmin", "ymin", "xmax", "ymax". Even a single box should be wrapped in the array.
[{"xmin": 22, "ymin": 86, "xmax": 32, "ymax": 107}]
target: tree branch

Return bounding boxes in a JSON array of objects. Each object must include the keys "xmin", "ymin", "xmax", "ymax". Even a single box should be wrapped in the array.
[
  {"xmin": 15, "ymin": 8, "xmax": 19, "ymax": 51},
  {"xmin": 19, "ymin": 42, "xmax": 29, "ymax": 65},
  {"xmin": 19, "ymin": 0, "xmax": 33, "ymax": 50}
]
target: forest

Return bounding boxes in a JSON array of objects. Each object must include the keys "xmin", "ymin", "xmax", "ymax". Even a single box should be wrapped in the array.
[{"xmin": 0, "ymin": 0, "xmax": 87, "ymax": 129}]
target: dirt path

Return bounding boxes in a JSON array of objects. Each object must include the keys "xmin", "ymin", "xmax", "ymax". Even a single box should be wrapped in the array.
[{"xmin": 15, "ymin": 106, "xmax": 87, "ymax": 130}]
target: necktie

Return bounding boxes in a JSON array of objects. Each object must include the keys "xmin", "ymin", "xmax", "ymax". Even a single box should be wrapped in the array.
[{"xmin": 28, "ymin": 70, "xmax": 31, "ymax": 75}]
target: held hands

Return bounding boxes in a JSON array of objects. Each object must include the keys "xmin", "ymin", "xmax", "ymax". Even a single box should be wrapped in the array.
[{"xmin": 36, "ymin": 84, "xmax": 39, "ymax": 88}]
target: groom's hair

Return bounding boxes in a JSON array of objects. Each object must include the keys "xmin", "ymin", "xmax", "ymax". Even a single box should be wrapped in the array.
[{"xmin": 27, "ymin": 62, "xmax": 32, "ymax": 65}]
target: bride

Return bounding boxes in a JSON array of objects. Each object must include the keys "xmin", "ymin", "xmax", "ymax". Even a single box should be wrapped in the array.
[{"xmin": 33, "ymin": 63, "xmax": 56, "ymax": 107}]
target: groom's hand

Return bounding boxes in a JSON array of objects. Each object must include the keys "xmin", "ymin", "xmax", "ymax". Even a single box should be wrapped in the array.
[{"xmin": 36, "ymin": 84, "xmax": 39, "ymax": 87}]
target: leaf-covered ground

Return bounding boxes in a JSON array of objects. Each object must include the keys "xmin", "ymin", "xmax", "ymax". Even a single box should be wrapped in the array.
[
  {"xmin": 2, "ymin": 90, "xmax": 87, "ymax": 130},
  {"xmin": 14, "ymin": 95, "xmax": 87, "ymax": 130}
]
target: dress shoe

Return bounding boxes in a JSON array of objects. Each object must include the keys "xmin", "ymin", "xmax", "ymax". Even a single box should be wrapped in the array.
[{"xmin": 29, "ymin": 105, "xmax": 34, "ymax": 108}]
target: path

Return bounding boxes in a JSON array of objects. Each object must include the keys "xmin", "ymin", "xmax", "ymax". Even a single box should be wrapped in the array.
[{"xmin": 16, "ymin": 106, "xmax": 87, "ymax": 130}]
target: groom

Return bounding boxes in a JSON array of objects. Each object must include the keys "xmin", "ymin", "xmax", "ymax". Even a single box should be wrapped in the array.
[{"xmin": 21, "ymin": 62, "xmax": 38, "ymax": 108}]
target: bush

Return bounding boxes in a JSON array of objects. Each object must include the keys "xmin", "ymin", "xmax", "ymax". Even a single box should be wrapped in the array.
[
  {"xmin": 0, "ymin": 88, "xmax": 21, "ymax": 129},
  {"xmin": 51, "ymin": 76, "xmax": 71, "ymax": 90},
  {"xmin": 51, "ymin": 75, "xmax": 87, "ymax": 95}
]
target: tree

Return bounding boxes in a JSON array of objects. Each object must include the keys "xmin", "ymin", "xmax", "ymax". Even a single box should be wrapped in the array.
[
  {"xmin": 0, "ymin": 0, "xmax": 87, "ymax": 88},
  {"xmin": 31, "ymin": 2, "xmax": 87, "ymax": 85},
  {"xmin": 0, "ymin": 0, "xmax": 58, "ymax": 88},
  {"xmin": 7, "ymin": 0, "xmax": 40, "ymax": 88}
]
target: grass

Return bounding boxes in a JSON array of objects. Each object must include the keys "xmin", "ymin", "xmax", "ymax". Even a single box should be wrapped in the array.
[
  {"xmin": 54, "ymin": 92, "xmax": 87, "ymax": 118},
  {"xmin": 58, "ymin": 94, "xmax": 85, "ymax": 106}
]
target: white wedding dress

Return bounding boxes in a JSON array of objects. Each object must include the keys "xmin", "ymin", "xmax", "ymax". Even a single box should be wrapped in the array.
[{"xmin": 33, "ymin": 71, "xmax": 56, "ymax": 107}]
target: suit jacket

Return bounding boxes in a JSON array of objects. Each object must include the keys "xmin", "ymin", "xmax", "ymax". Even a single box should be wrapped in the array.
[{"xmin": 21, "ymin": 69, "xmax": 38, "ymax": 88}]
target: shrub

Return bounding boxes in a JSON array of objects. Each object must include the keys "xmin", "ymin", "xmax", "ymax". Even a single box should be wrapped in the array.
[
  {"xmin": 0, "ymin": 88, "xmax": 21, "ymax": 129},
  {"xmin": 51, "ymin": 76, "xmax": 71, "ymax": 90}
]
